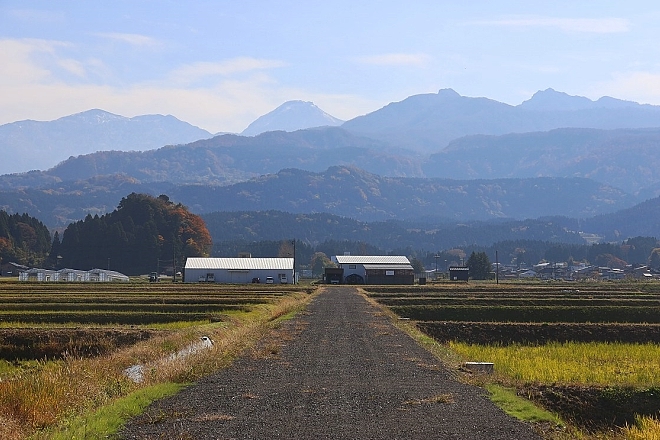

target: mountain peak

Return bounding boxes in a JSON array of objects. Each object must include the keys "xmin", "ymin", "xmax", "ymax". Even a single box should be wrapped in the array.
[
  {"xmin": 241, "ymin": 101, "xmax": 344, "ymax": 136},
  {"xmin": 437, "ymin": 88, "xmax": 461, "ymax": 99},
  {"xmin": 61, "ymin": 109, "xmax": 126, "ymax": 124},
  {"xmin": 519, "ymin": 89, "xmax": 596, "ymax": 111},
  {"xmin": 519, "ymin": 89, "xmax": 647, "ymax": 111}
]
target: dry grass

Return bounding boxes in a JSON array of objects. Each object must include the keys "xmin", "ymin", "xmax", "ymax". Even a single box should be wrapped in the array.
[{"xmin": 622, "ymin": 416, "xmax": 660, "ymax": 439}]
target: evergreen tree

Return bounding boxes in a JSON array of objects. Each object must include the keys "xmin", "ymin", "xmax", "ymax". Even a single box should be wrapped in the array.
[
  {"xmin": 410, "ymin": 257, "xmax": 425, "ymax": 274},
  {"xmin": 46, "ymin": 231, "xmax": 61, "ymax": 268},
  {"xmin": 466, "ymin": 251, "xmax": 492, "ymax": 280}
]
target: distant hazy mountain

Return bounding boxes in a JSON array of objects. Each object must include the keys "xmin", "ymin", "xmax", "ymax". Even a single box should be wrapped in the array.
[
  {"xmin": 0, "ymin": 127, "xmax": 423, "ymax": 189},
  {"xmin": 0, "ymin": 109, "xmax": 213, "ymax": 174},
  {"xmin": 579, "ymin": 196, "xmax": 660, "ymax": 241},
  {"xmin": 342, "ymin": 88, "xmax": 660, "ymax": 152},
  {"xmin": 170, "ymin": 166, "xmax": 632, "ymax": 222},
  {"xmin": 241, "ymin": 100, "xmax": 343, "ymax": 136},
  {"xmin": 0, "ymin": 166, "xmax": 634, "ymax": 228},
  {"xmin": 518, "ymin": 88, "xmax": 642, "ymax": 111},
  {"xmin": 4, "ymin": 122, "xmax": 660, "ymax": 197},
  {"xmin": 423, "ymin": 127, "xmax": 660, "ymax": 195}
]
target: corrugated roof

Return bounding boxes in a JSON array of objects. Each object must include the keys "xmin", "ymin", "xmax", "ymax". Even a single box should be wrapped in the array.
[
  {"xmin": 363, "ymin": 264, "xmax": 414, "ymax": 270},
  {"xmin": 185, "ymin": 257, "xmax": 293, "ymax": 270},
  {"xmin": 334, "ymin": 255, "xmax": 410, "ymax": 265}
]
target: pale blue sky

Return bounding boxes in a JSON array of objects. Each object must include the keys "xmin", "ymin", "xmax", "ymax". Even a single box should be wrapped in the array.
[{"xmin": 2, "ymin": 1, "xmax": 660, "ymax": 133}]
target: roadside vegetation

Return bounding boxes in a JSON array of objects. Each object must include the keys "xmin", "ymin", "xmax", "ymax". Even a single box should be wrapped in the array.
[
  {"xmin": 0, "ymin": 281, "xmax": 315, "ymax": 440},
  {"xmin": 365, "ymin": 281, "xmax": 660, "ymax": 440}
]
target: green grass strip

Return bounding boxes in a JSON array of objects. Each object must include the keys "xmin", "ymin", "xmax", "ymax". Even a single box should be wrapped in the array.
[
  {"xmin": 42, "ymin": 382, "xmax": 187, "ymax": 440},
  {"xmin": 486, "ymin": 384, "xmax": 561, "ymax": 425}
]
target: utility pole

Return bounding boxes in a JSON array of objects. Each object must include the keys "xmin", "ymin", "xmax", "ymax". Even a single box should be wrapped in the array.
[
  {"xmin": 434, "ymin": 254, "xmax": 439, "ymax": 279},
  {"xmin": 172, "ymin": 239, "xmax": 176, "ymax": 282},
  {"xmin": 292, "ymin": 238, "xmax": 296, "ymax": 284}
]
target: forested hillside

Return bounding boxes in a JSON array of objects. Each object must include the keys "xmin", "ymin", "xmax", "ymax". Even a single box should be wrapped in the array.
[
  {"xmin": 58, "ymin": 193, "xmax": 211, "ymax": 275},
  {"xmin": 202, "ymin": 210, "xmax": 584, "ymax": 252},
  {"xmin": 179, "ymin": 166, "xmax": 632, "ymax": 221}
]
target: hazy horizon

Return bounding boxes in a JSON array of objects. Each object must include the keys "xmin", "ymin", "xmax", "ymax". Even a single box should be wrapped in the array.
[{"xmin": 2, "ymin": 1, "xmax": 660, "ymax": 133}]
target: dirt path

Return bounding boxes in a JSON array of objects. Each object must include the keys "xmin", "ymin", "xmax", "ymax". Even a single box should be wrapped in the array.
[{"xmin": 120, "ymin": 287, "xmax": 541, "ymax": 439}]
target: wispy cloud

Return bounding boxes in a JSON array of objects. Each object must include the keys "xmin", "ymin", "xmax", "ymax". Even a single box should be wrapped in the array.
[
  {"xmin": 168, "ymin": 57, "xmax": 287, "ymax": 85},
  {"xmin": 55, "ymin": 58, "xmax": 87, "ymax": 78},
  {"xmin": 356, "ymin": 53, "xmax": 431, "ymax": 67},
  {"xmin": 0, "ymin": 38, "xmax": 70, "ymax": 84},
  {"xmin": 94, "ymin": 32, "xmax": 161, "ymax": 48},
  {"xmin": 470, "ymin": 17, "xmax": 630, "ymax": 34}
]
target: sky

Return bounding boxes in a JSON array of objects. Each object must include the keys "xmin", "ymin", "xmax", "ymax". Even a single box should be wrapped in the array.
[{"xmin": 2, "ymin": 1, "xmax": 660, "ymax": 134}]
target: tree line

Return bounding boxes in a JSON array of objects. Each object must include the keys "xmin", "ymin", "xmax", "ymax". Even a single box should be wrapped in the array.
[{"xmin": 2, "ymin": 198, "xmax": 660, "ymax": 278}]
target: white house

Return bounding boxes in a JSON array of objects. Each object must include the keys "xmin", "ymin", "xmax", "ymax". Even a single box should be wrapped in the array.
[{"xmin": 184, "ymin": 257, "xmax": 294, "ymax": 284}]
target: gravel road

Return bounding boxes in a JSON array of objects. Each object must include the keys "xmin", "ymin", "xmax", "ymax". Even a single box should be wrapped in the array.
[{"xmin": 120, "ymin": 287, "xmax": 542, "ymax": 439}]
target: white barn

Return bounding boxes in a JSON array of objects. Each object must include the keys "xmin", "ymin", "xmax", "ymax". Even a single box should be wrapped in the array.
[{"xmin": 184, "ymin": 257, "xmax": 294, "ymax": 284}]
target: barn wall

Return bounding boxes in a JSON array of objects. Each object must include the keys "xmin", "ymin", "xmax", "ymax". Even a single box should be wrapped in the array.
[{"xmin": 184, "ymin": 268, "xmax": 294, "ymax": 284}]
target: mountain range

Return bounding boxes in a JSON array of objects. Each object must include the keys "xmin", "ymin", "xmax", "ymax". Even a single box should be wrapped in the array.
[
  {"xmin": 343, "ymin": 88, "xmax": 660, "ymax": 152},
  {"xmin": 3, "ymin": 123, "xmax": 660, "ymax": 197},
  {"xmin": 2, "ymin": 88, "xmax": 660, "ymax": 247}
]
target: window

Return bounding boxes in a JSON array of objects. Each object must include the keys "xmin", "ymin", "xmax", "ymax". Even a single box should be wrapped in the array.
[{"xmin": 349, "ymin": 264, "xmax": 356, "ymax": 269}]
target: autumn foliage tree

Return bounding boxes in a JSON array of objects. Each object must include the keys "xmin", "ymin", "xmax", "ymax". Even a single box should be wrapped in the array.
[
  {"xmin": 310, "ymin": 252, "xmax": 334, "ymax": 276},
  {"xmin": 59, "ymin": 193, "xmax": 212, "ymax": 275},
  {"xmin": 0, "ymin": 211, "xmax": 52, "ymax": 266}
]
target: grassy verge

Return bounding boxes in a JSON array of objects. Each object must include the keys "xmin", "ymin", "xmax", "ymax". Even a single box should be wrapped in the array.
[
  {"xmin": 486, "ymin": 384, "xmax": 561, "ymax": 424},
  {"xmin": 36, "ymin": 383, "xmax": 186, "ymax": 440}
]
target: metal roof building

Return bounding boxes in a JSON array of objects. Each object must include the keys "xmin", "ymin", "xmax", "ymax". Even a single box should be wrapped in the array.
[
  {"xmin": 19, "ymin": 268, "xmax": 129, "ymax": 282},
  {"xmin": 333, "ymin": 255, "xmax": 411, "ymax": 265},
  {"xmin": 330, "ymin": 255, "xmax": 414, "ymax": 285},
  {"xmin": 184, "ymin": 257, "xmax": 294, "ymax": 284}
]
